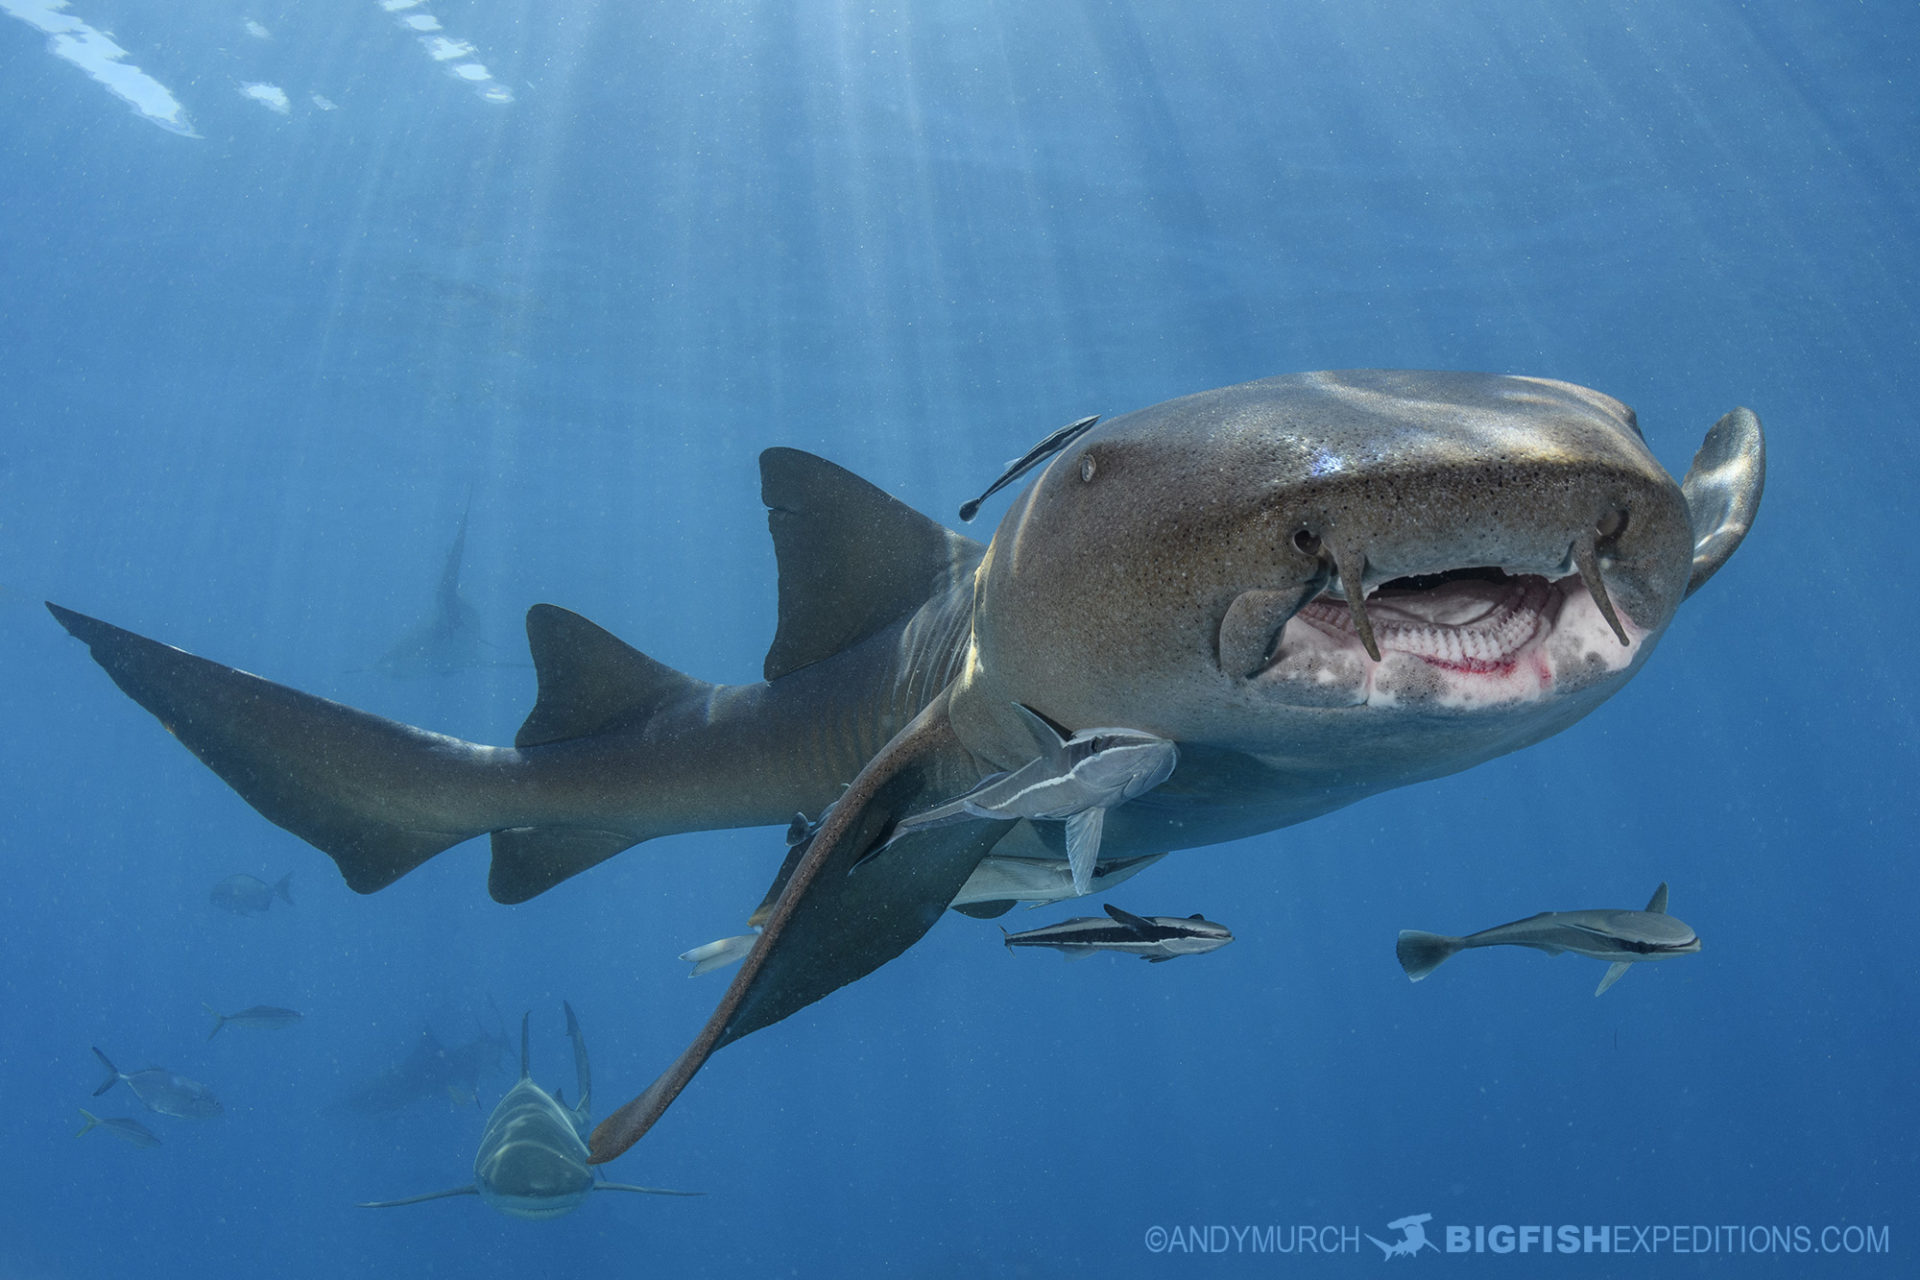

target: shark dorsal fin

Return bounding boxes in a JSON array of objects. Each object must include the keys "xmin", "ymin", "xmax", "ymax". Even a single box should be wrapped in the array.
[
  {"xmin": 515, "ymin": 605, "xmax": 710, "ymax": 749},
  {"xmin": 760, "ymin": 448, "xmax": 985, "ymax": 681},
  {"xmin": 1645, "ymin": 882, "xmax": 1670, "ymax": 914}
]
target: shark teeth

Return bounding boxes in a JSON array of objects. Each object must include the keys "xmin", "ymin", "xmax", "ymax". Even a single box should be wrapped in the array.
[{"xmin": 1296, "ymin": 575, "xmax": 1558, "ymax": 672}]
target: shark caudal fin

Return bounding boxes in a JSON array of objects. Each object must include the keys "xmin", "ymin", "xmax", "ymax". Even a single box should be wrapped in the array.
[
  {"xmin": 48, "ymin": 604, "xmax": 507, "ymax": 896},
  {"xmin": 1395, "ymin": 930, "xmax": 1463, "ymax": 981}
]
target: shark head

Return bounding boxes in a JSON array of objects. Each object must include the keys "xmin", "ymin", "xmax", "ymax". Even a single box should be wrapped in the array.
[
  {"xmin": 472, "ymin": 1077, "xmax": 597, "ymax": 1219},
  {"xmin": 953, "ymin": 370, "xmax": 1762, "ymax": 792}
]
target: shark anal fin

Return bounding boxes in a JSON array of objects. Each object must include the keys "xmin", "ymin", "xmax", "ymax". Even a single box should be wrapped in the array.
[
  {"xmin": 760, "ymin": 448, "xmax": 985, "ymax": 681},
  {"xmin": 488, "ymin": 828, "xmax": 638, "ymax": 904},
  {"xmin": 48, "ymin": 604, "xmax": 490, "ymax": 895},
  {"xmin": 590, "ymin": 686, "xmax": 998, "ymax": 1165}
]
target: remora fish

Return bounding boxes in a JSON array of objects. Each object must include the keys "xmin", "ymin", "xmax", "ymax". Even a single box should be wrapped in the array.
[
  {"xmin": 1396, "ymin": 882, "xmax": 1702, "ymax": 994},
  {"xmin": 210, "ymin": 872, "xmax": 292, "ymax": 916},
  {"xmin": 878, "ymin": 704, "xmax": 1177, "ymax": 896},
  {"xmin": 91, "ymin": 1048, "xmax": 222, "ymax": 1118},
  {"xmin": 204, "ymin": 1004, "xmax": 303, "ymax": 1040},
  {"xmin": 75, "ymin": 1108, "xmax": 161, "ymax": 1149},
  {"xmin": 1003, "ymin": 903, "xmax": 1233, "ymax": 962},
  {"xmin": 45, "ymin": 370, "xmax": 1766, "ymax": 1164},
  {"xmin": 359, "ymin": 1004, "xmax": 698, "ymax": 1218}
]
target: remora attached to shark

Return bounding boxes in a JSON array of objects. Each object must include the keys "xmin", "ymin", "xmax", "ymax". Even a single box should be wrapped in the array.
[
  {"xmin": 359, "ymin": 1004, "xmax": 697, "ymax": 1218},
  {"xmin": 46, "ymin": 369, "xmax": 1766, "ymax": 1165},
  {"xmin": 1397, "ymin": 882, "xmax": 1702, "ymax": 994}
]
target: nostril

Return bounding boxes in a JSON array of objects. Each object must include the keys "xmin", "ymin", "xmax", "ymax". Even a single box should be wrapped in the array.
[
  {"xmin": 1292, "ymin": 528, "xmax": 1322, "ymax": 556},
  {"xmin": 1596, "ymin": 508, "xmax": 1628, "ymax": 541}
]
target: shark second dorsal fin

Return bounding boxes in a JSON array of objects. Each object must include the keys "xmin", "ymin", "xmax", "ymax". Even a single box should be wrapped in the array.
[
  {"xmin": 760, "ymin": 449, "xmax": 985, "ymax": 681},
  {"xmin": 1646, "ymin": 882, "xmax": 1670, "ymax": 914},
  {"xmin": 516, "ymin": 606, "xmax": 711, "ymax": 749}
]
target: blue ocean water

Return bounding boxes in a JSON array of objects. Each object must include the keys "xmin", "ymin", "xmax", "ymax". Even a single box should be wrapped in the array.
[{"xmin": 1, "ymin": 0, "xmax": 1913, "ymax": 1275}]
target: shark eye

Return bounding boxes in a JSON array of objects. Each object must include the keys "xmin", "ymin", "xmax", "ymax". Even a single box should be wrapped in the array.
[
  {"xmin": 1596, "ymin": 508, "xmax": 1628, "ymax": 541},
  {"xmin": 1079, "ymin": 454, "xmax": 1097, "ymax": 482},
  {"xmin": 1292, "ymin": 528, "xmax": 1322, "ymax": 556}
]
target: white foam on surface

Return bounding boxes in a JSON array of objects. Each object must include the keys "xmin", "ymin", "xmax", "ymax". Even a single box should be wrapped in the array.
[
  {"xmin": 2, "ymin": 0, "xmax": 197, "ymax": 135},
  {"xmin": 239, "ymin": 81, "xmax": 289, "ymax": 114},
  {"xmin": 371, "ymin": 1, "xmax": 512, "ymax": 105}
]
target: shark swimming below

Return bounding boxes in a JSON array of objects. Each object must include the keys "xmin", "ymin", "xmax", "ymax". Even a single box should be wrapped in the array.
[
  {"xmin": 358, "ymin": 1004, "xmax": 697, "ymax": 1218},
  {"xmin": 1397, "ymin": 882, "xmax": 1702, "ymax": 994},
  {"xmin": 46, "ymin": 369, "xmax": 1766, "ymax": 1165}
]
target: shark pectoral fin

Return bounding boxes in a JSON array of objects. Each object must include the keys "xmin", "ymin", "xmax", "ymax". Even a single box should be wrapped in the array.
[
  {"xmin": 488, "ymin": 828, "xmax": 639, "ymax": 904},
  {"xmin": 590, "ymin": 688, "xmax": 999, "ymax": 1166},
  {"xmin": 1594, "ymin": 961, "xmax": 1633, "ymax": 996},
  {"xmin": 357, "ymin": 1186, "xmax": 480, "ymax": 1208},
  {"xmin": 1064, "ymin": 807, "xmax": 1106, "ymax": 896},
  {"xmin": 48, "ymin": 604, "xmax": 493, "ymax": 894},
  {"xmin": 1645, "ymin": 882, "xmax": 1670, "ymax": 914},
  {"xmin": 1679, "ymin": 407, "xmax": 1765, "ymax": 599},
  {"xmin": 593, "ymin": 1183, "xmax": 704, "ymax": 1197}
]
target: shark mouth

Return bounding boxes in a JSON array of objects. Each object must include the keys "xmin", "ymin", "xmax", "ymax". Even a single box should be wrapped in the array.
[{"xmin": 1224, "ymin": 566, "xmax": 1645, "ymax": 708}]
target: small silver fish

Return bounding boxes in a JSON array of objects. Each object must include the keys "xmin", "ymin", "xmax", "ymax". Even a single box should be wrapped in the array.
[
  {"xmin": 204, "ymin": 1004, "xmax": 304, "ymax": 1040},
  {"xmin": 1396, "ymin": 882, "xmax": 1702, "ymax": 995},
  {"xmin": 75, "ymin": 1107, "xmax": 160, "ymax": 1149},
  {"xmin": 210, "ymin": 873, "xmax": 292, "ymax": 916},
  {"xmin": 885, "ymin": 705, "xmax": 1177, "ymax": 896},
  {"xmin": 91, "ymin": 1048, "xmax": 222, "ymax": 1118},
  {"xmin": 1002, "ymin": 904, "xmax": 1234, "ymax": 963}
]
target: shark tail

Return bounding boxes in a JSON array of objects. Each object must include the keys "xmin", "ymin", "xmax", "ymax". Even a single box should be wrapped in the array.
[
  {"xmin": 1395, "ymin": 930, "xmax": 1464, "ymax": 982},
  {"xmin": 48, "ymin": 604, "xmax": 515, "ymax": 897},
  {"xmin": 204, "ymin": 1003, "xmax": 227, "ymax": 1041},
  {"xmin": 45, "ymin": 603, "xmax": 717, "ymax": 904},
  {"xmin": 90, "ymin": 1047, "xmax": 120, "ymax": 1097},
  {"xmin": 75, "ymin": 1108, "xmax": 101, "ymax": 1138}
]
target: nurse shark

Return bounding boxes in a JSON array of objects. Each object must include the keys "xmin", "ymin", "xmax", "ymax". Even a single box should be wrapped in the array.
[{"xmin": 46, "ymin": 369, "xmax": 1766, "ymax": 1164}]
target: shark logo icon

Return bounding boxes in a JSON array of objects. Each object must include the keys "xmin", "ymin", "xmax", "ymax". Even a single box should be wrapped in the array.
[{"xmin": 1367, "ymin": 1213, "xmax": 1440, "ymax": 1260}]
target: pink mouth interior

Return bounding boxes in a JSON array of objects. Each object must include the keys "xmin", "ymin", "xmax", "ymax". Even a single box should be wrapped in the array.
[{"xmin": 1294, "ymin": 574, "xmax": 1563, "ymax": 674}]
